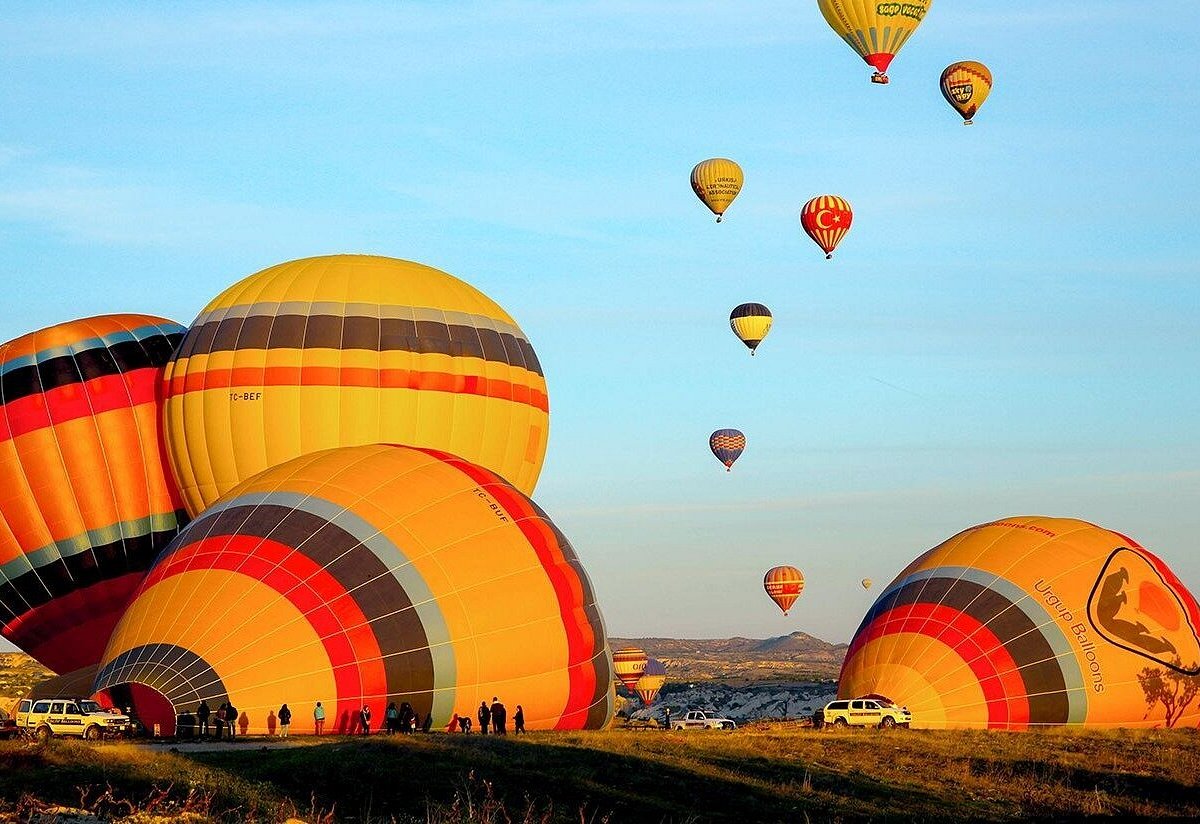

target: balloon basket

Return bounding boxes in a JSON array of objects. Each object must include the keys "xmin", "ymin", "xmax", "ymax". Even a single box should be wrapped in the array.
[
  {"xmin": 871, "ymin": 72, "xmax": 889, "ymax": 85},
  {"xmin": 825, "ymin": 253, "xmax": 833, "ymax": 260},
  {"xmin": 964, "ymin": 120, "xmax": 974, "ymax": 126}
]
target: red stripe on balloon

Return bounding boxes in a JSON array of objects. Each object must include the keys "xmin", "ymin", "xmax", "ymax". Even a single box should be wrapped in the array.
[{"xmin": 0, "ymin": 369, "xmax": 160, "ymax": 443}]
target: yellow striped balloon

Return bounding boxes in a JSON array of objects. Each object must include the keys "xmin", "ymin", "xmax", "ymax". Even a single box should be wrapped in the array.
[
  {"xmin": 817, "ymin": 0, "xmax": 934, "ymax": 84},
  {"xmin": 162, "ymin": 254, "xmax": 549, "ymax": 516},
  {"xmin": 634, "ymin": 658, "xmax": 667, "ymax": 705},
  {"xmin": 93, "ymin": 444, "xmax": 614, "ymax": 735},
  {"xmin": 690, "ymin": 158, "xmax": 743, "ymax": 222},
  {"xmin": 764, "ymin": 566, "xmax": 805, "ymax": 615},
  {"xmin": 0, "ymin": 315, "xmax": 187, "ymax": 675},
  {"xmin": 940, "ymin": 61, "xmax": 992, "ymax": 125},
  {"xmin": 612, "ymin": 647, "xmax": 648, "ymax": 691},
  {"xmin": 800, "ymin": 195, "xmax": 853, "ymax": 259},
  {"xmin": 729, "ymin": 303, "xmax": 773, "ymax": 355}
]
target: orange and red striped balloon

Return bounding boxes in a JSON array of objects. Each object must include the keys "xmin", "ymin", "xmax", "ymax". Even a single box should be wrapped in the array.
[
  {"xmin": 800, "ymin": 195, "xmax": 853, "ymax": 259},
  {"xmin": 764, "ymin": 566, "xmax": 805, "ymax": 615},
  {"xmin": 612, "ymin": 647, "xmax": 649, "ymax": 691}
]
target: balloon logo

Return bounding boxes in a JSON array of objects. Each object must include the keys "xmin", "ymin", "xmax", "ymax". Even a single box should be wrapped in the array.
[
  {"xmin": 709, "ymin": 429, "xmax": 746, "ymax": 471},
  {"xmin": 613, "ymin": 647, "xmax": 649, "ymax": 691},
  {"xmin": 940, "ymin": 61, "xmax": 992, "ymax": 125},
  {"xmin": 816, "ymin": 0, "xmax": 934, "ymax": 84},
  {"xmin": 800, "ymin": 196, "xmax": 853, "ymax": 259},
  {"xmin": 690, "ymin": 158, "xmax": 744, "ymax": 222},
  {"xmin": 764, "ymin": 566, "xmax": 805, "ymax": 615},
  {"xmin": 635, "ymin": 658, "xmax": 668, "ymax": 705},
  {"xmin": 729, "ymin": 303, "xmax": 773, "ymax": 355}
]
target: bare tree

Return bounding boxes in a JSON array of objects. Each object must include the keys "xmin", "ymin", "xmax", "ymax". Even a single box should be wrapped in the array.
[{"xmin": 1137, "ymin": 658, "xmax": 1200, "ymax": 728}]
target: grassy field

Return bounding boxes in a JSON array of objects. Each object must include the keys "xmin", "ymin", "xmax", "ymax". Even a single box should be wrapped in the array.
[{"xmin": 1, "ymin": 725, "xmax": 1198, "ymax": 822}]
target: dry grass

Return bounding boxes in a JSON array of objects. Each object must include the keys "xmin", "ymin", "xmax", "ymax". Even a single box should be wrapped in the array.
[{"xmin": 1, "ymin": 726, "xmax": 1197, "ymax": 822}]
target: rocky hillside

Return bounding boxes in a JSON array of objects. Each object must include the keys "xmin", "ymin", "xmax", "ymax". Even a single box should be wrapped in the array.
[
  {"xmin": 610, "ymin": 632, "xmax": 848, "ymax": 683},
  {"xmin": 0, "ymin": 653, "xmax": 52, "ymax": 712}
]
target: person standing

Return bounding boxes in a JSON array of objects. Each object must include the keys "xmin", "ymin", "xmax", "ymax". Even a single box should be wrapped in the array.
[
  {"xmin": 214, "ymin": 703, "xmax": 226, "ymax": 740},
  {"xmin": 360, "ymin": 704, "xmax": 372, "ymax": 735},
  {"xmin": 278, "ymin": 704, "xmax": 292, "ymax": 738},
  {"xmin": 477, "ymin": 701, "xmax": 491, "ymax": 735},
  {"xmin": 513, "ymin": 705, "xmax": 525, "ymax": 735},
  {"xmin": 385, "ymin": 702, "xmax": 399, "ymax": 735},
  {"xmin": 225, "ymin": 701, "xmax": 238, "ymax": 739},
  {"xmin": 460, "ymin": 713, "xmax": 472, "ymax": 733},
  {"xmin": 313, "ymin": 701, "xmax": 326, "ymax": 735},
  {"xmin": 197, "ymin": 700, "xmax": 211, "ymax": 737},
  {"xmin": 663, "ymin": 707, "xmax": 672, "ymax": 730},
  {"xmin": 491, "ymin": 697, "xmax": 506, "ymax": 735}
]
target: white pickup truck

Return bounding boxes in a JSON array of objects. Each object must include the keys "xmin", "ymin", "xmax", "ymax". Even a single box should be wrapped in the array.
[{"xmin": 672, "ymin": 710, "xmax": 736, "ymax": 730}]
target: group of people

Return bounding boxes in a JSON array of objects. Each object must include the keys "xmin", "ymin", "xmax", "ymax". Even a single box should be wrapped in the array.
[
  {"xmin": 446, "ymin": 697, "xmax": 524, "ymax": 735},
  {"xmin": 380, "ymin": 701, "xmax": 431, "ymax": 734},
  {"xmin": 176, "ymin": 699, "xmax": 240, "ymax": 739}
]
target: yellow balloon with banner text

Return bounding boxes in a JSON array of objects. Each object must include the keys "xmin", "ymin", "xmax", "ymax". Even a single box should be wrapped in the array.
[{"xmin": 817, "ymin": 0, "xmax": 933, "ymax": 84}]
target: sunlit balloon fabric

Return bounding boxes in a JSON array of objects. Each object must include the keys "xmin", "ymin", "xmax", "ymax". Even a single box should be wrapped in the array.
[
  {"xmin": 613, "ymin": 647, "xmax": 648, "ymax": 691},
  {"xmin": 764, "ymin": 566, "xmax": 805, "ymax": 615},
  {"xmin": 816, "ymin": 0, "xmax": 933, "ymax": 84},
  {"xmin": 635, "ymin": 658, "xmax": 667, "ymax": 705},
  {"xmin": 709, "ymin": 429, "xmax": 746, "ymax": 471},
  {"xmin": 0, "ymin": 315, "xmax": 187, "ymax": 675},
  {"xmin": 729, "ymin": 304, "xmax": 773, "ymax": 355},
  {"xmin": 94, "ymin": 444, "xmax": 613, "ymax": 734},
  {"xmin": 839, "ymin": 517, "xmax": 1200, "ymax": 730},
  {"xmin": 800, "ymin": 196, "xmax": 853, "ymax": 259},
  {"xmin": 940, "ymin": 61, "xmax": 992, "ymax": 125},
  {"xmin": 690, "ymin": 158, "xmax": 744, "ymax": 222},
  {"xmin": 162, "ymin": 254, "xmax": 549, "ymax": 516}
]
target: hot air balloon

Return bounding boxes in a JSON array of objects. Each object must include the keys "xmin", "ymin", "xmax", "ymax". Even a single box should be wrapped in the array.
[
  {"xmin": 764, "ymin": 566, "xmax": 805, "ymax": 615},
  {"xmin": 800, "ymin": 196, "xmax": 853, "ymax": 259},
  {"xmin": 861, "ymin": 578, "xmax": 873, "ymax": 590},
  {"xmin": 161, "ymin": 254, "xmax": 550, "ymax": 516},
  {"xmin": 816, "ymin": 0, "xmax": 934, "ymax": 84},
  {"xmin": 93, "ymin": 444, "xmax": 614, "ymax": 736},
  {"xmin": 729, "ymin": 304, "xmax": 772, "ymax": 355},
  {"xmin": 840, "ymin": 517, "xmax": 1200, "ymax": 730},
  {"xmin": 635, "ymin": 658, "xmax": 668, "ymax": 705},
  {"xmin": 690, "ymin": 159, "xmax": 743, "ymax": 222},
  {"xmin": 940, "ymin": 61, "xmax": 992, "ymax": 125},
  {"xmin": 709, "ymin": 429, "xmax": 746, "ymax": 471},
  {"xmin": 0, "ymin": 314, "xmax": 187, "ymax": 675},
  {"xmin": 613, "ymin": 647, "xmax": 649, "ymax": 692}
]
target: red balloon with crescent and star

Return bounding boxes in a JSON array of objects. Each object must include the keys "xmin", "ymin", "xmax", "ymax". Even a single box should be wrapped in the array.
[{"xmin": 800, "ymin": 195, "xmax": 853, "ymax": 259}]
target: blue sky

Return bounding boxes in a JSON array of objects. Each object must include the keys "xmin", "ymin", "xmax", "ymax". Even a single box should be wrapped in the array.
[{"xmin": 2, "ymin": 1, "xmax": 1198, "ymax": 647}]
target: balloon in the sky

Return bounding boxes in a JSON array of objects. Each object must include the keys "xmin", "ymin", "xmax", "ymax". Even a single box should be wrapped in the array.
[
  {"xmin": 613, "ymin": 647, "xmax": 649, "ymax": 691},
  {"xmin": 800, "ymin": 196, "xmax": 853, "ymax": 259},
  {"xmin": 839, "ymin": 517, "xmax": 1200, "ymax": 729},
  {"xmin": 93, "ymin": 444, "xmax": 613, "ymax": 735},
  {"xmin": 709, "ymin": 429, "xmax": 746, "ymax": 471},
  {"xmin": 0, "ymin": 315, "xmax": 187, "ymax": 675},
  {"xmin": 635, "ymin": 658, "xmax": 668, "ymax": 705},
  {"xmin": 861, "ymin": 578, "xmax": 873, "ymax": 590},
  {"xmin": 764, "ymin": 566, "xmax": 805, "ymax": 615},
  {"xmin": 940, "ymin": 61, "xmax": 992, "ymax": 125},
  {"xmin": 729, "ymin": 304, "xmax": 773, "ymax": 355},
  {"xmin": 162, "ymin": 254, "xmax": 549, "ymax": 516},
  {"xmin": 816, "ymin": 0, "xmax": 934, "ymax": 84},
  {"xmin": 690, "ymin": 159, "xmax": 744, "ymax": 222}
]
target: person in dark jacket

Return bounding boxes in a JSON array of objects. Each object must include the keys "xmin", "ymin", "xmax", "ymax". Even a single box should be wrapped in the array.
[
  {"xmin": 398, "ymin": 702, "xmax": 414, "ymax": 734},
  {"xmin": 225, "ymin": 701, "xmax": 238, "ymax": 738},
  {"xmin": 278, "ymin": 704, "xmax": 292, "ymax": 738},
  {"xmin": 214, "ymin": 703, "xmax": 225, "ymax": 740},
  {"xmin": 477, "ymin": 701, "xmax": 491, "ymax": 734},
  {"xmin": 491, "ymin": 697, "xmax": 506, "ymax": 735},
  {"xmin": 360, "ymin": 704, "xmax": 372, "ymax": 735},
  {"xmin": 385, "ymin": 702, "xmax": 399, "ymax": 734},
  {"xmin": 513, "ymin": 705, "xmax": 525, "ymax": 735},
  {"xmin": 197, "ymin": 700, "xmax": 211, "ymax": 737}
]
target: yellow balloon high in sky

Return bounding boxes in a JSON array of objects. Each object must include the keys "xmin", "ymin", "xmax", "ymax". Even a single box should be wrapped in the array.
[
  {"xmin": 163, "ymin": 255, "xmax": 549, "ymax": 515},
  {"xmin": 817, "ymin": 0, "xmax": 933, "ymax": 84},
  {"xmin": 940, "ymin": 61, "xmax": 992, "ymax": 125},
  {"xmin": 690, "ymin": 158, "xmax": 743, "ymax": 222}
]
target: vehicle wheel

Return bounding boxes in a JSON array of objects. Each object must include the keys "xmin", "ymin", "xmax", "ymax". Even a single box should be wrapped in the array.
[
  {"xmin": 84, "ymin": 725, "xmax": 103, "ymax": 741},
  {"xmin": 880, "ymin": 717, "xmax": 896, "ymax": 729},
  {"xmin": 833, "ymin": 717, "xmax": 848, "ymax": 728},
  {"xmin": 673, "ymin": 724, "xmax": 683, "ymax": 731},
  {"xmin": 35, "ymin": 726, "xmax": 52, "ymax": 743}
]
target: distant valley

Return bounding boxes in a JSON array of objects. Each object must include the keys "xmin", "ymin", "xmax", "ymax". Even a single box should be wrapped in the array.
[{"xmin": 610, "ymin": 631, "xmax": 848, "ymax": 683}]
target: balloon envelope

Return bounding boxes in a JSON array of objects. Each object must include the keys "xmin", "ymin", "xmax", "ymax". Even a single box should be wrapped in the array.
[
  {"xmin": 800, "ymin": 196, "xmax": 853, "ymax": 259},
  {"xmin": 816, "ymin": 0, "xmax": 933, "ymax": 83},
  {"xmin": 709, "ymin": 429, "xmax": 746, "ymax": 471},
  {"xmin": 764, "ymin": 566, "xmax": 805, "ymax": 615},
  {"xmin": 0, "ymin": 314, "xmax": 187, "ymax": 674},
  {"xmin": 163, "ymin": 254, "xmax": 549, "ymax": 516},
  {"xmin": 635, "ymin": 658, "xmax": 668, "ymax": 705},
  {"xmin": 941, "ymin": 61, "xmax": 992, "ymax": 124},
  {"xmin": 690, "ymin": 158, "xmax": 743, "ymax": 221},
  {"xmin": 861, "ymin": 578, "xmax": 873, "ymax": 590},
  {"xmin": 729, "ymin": 304, "xmax": 772, "ymax": 355},
  {"xmin": 839, "ymin": 517, "xmax": 1200, "ymax": 729},
  {"xmin": 93, "ymin": 444, "xmax": 613, "ymax": 735},
  {"xmin": 613, "ymin": 647, "xmax": 648, "ymax": 691}
]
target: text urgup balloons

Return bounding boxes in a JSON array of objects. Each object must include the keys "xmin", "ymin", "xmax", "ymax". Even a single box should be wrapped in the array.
[
  {"xmin": 162, "ymin": 254, "xmax": 550, "ymax": 515},
  {"xmin": 0, "ymin": 315, "xmax": 187, "ymax": 674},
  {"xmin": 94, "ymin": 444, "xmax": 613, "ymax": 735},
  {"xmin": 839, "ymin": 517, "xmax": 1200, "ymax": 729}
]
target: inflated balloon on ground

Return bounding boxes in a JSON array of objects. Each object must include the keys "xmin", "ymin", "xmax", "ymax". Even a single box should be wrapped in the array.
[
  {"xmin": 94, "ymin": 444, "xmax": 613, "ymax": 735},
  {"xmin": 162, "ymin": 254, "xmax": 549, "ymax": 515},
  {"xmin": 0, "ymin": 315, "xmax": 187, "ymax": 674},
  {"xmin": 839, "ymin": 517, "xmax": 1200, "ymax": 729}
]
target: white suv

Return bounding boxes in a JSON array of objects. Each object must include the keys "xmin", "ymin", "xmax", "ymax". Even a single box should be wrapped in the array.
[{"xmin": 15, "ymin": 698, "xmax": 131, "ymax": 742}]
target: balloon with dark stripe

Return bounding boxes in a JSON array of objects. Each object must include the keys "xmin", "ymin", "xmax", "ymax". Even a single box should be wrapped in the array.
[
  {"xmin": 94, "ymin": 444, "xmax": 613, "ymax": 736},
  {"xmin": 729, "ymin": 303, "xmax": 772, "ymax": 355},
  {"xmin": 709, "ymin": 429, "xmax": 746, "ymax": 471},
  {"xmin": 0, "ymin": 314, "xmax": 187, "ymax": 674}
]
